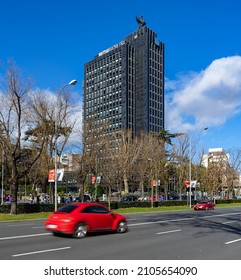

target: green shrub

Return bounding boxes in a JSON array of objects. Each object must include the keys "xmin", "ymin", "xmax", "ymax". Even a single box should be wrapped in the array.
[{"xmin": 1, "ymin": 199, "xmax": 240, "ymax": 214}]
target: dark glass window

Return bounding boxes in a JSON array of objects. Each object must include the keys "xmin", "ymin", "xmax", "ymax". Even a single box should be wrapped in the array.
[
  {"xmin": 82, "ymin": 205, "xmax": 109, "ymax": 214},
  {"xmin": 57, "ymin": 205, "xmax": 78, "ymax": 213}
]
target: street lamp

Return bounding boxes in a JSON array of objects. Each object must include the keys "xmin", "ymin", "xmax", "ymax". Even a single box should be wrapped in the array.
[
  {"xmin": 189, "ymin": 127, "xmax": 208, "ymax": 208},
  {"xmin": 1, "ymin": 149, "xmax": 4, "ymax": 205},
  {"xmin": 54, "ymin": 79, "xmax": 77, "ymax": 211}
]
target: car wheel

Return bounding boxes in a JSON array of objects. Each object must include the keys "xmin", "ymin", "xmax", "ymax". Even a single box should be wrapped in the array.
[
  {"xmin": 116, "ymin": 221, "xmax": 127, "ymax": 233},
  {"xmin": 73, "ymin": 223, "xmax": 88, "ymax": 239}
]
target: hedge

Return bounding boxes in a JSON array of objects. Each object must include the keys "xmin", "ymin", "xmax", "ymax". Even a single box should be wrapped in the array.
[{"xmin": 1, "ymin": 199, "xmax": 240, "ymax": 214}]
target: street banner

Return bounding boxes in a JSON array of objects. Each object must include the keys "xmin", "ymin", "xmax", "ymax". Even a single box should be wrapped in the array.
[
  {"xmin": 190, "ymin": 180, "xmax": 197, "ymax": 188},
  {"xmin": 152, "ymin": 180, "xmax": 157, "ymax": 186},
  {"xmin": 48, "ymin": 168, "xmax": 64, "ymax": 182},
  {"xmin": 91, "ymin": 176, "xmax": 96, "ymax": 184},
  {"xmin": 48, "ymin": 169, "xmax": 55, "ymax": 182},
  {"xmin": 96, "ymin": 176, "xmax": 101, "ymax": 183},
  {"xmin": 57, "ymin": 168, "xmax": 64, "ymax": 181},
  {"xmin": 184, "ymin": 180, "xmax": 190, "ymax": 187}
]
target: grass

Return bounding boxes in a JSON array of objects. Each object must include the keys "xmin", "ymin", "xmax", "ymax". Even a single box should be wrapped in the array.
[
  {"xmin": 115, "ymin": 205, "xmax": 191, "ymax": 214},
  {"xmin": 0, "ymin": 203, "xmax": 241, "ymax": 221},
  {"xmin": 0, "ymin": 212, "xmax": 52, "ymax": 222},
  {"xmin": 0, "ymin": 207, "xmax": 188, "ymax": 221}
]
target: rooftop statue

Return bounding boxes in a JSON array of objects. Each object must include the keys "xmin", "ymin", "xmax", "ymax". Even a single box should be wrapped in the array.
[{"xmin": 136, "ymin": 16, "xmax": 146, "ymax": 28}]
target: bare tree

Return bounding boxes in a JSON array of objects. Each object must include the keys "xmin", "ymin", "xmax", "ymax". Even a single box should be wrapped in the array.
[
  {"xmin": 112, "ymin": 129, "xmax": 144, "ymax": 194},
  {"xmin": 24, "ymin": 84, "xmax": 77, "ymax": 202},
  {"xmin": 0, "ymin": 62, "xmax": 49, "ymax": 214},
  {"xmin": 0, "ymin": 62, "xmax": 77, "ymax": 213},
  {"xmin": 222, "ymin": 149, "xmax": 241, "ymax": 198}
]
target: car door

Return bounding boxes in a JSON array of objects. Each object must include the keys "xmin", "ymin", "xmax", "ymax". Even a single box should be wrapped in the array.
[
  {"xmin": 207, "ymin": 201, "xmax": 213, "ymax": 209},
  {"xmin": 82, "ymin": 205, "xmax": 115, "ymax": 231}
]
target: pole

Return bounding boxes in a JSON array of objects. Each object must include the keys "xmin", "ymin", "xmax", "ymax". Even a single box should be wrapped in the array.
[
  {"xmin": 151, "ymin": 181, "xmax": 154, "ymax": 208},
  {"xmin": 187, "ymin": 127, "xmax": 208, "ymax": 208},
  {"xmin": 1, "ymin": 149, "xmax": 4, "ymax": 205},
  {"xmin": 54, "ymin": 80, "xmax": 77, "ymax": 212},
  {"xmin": 189, "ymin": 134, "xmax": 192, "ymax": 208},
  {"xmin": 54, "ymin": 108, "xmax": 58, "ymax": 211}
]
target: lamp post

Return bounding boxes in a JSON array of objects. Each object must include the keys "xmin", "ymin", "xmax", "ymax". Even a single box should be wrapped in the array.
[
  {"xmin": 189, "ymin": 135, "xmax": 192, "ymax": 208},
  {"xmin": 54, "ymin": 79, "xmax": 77, "ymax": 212},
  {"xmin": 1, "ymin": 149, "xmax": 4, "ymax": 205},
  {"xmin": 148, "ymin": 158, "xmax": 154, "ymax": 208},
  {"xmin": 189, "ymin": 127, "xmax": 208, "ymax": 208}
]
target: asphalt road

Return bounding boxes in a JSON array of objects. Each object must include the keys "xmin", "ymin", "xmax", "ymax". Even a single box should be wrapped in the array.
[{"xmin": 0, "ymin": 207, "xmax": 241, "ymax": 260}]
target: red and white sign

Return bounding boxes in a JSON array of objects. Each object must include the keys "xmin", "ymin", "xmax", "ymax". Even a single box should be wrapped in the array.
[
  {"xmin": 48, "ymin": 168, "xmax": 64, "ymax": 182},
  {"xmin": 184, "ymin": 180, "xmax": 190, "ymax": 187},
  {"xmin": 48, "ymin": 169, "xmax": 56, "ymax": 182},
  {"xmin": 152, "ymin": 180, "xmax": 157, "ymax": 187},
  {"xmin": 91, "ymin": 176, "xmax": 96, "ymax": 184}
]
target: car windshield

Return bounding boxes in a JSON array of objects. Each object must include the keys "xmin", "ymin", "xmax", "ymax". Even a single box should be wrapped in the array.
[{"xmin": 57, "ymin": 204, "xmax": 78, "ymax": 213}]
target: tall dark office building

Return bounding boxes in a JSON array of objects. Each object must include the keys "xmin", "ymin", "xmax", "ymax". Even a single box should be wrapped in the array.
[{"xmin": 83, "ymin": 18, "xmax": 164, "ymax": 141}]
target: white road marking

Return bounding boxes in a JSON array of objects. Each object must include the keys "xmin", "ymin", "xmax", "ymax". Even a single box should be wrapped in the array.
[
  {"xmin": 12, "ymin": 246, "xmax": 71, "ymax": 257},
  {"xmin": 7, "ymin": 223, "xmax": 33, "ymax": 227},
  {"xmin": 128, "ymin": 212, "xmax": 241, "ymax": 227},
  {"xmin": 0, "ymin": 211, "xmax": 240, "ymax": 244},
  {"xmin": 0, "ymin": 233, "xmax": 51, "ymax": 241},
  {"xmin": 225, "ymin": 238, "xmax": 241, "ymax": 245},
  {"xmin": 222, "ymin": 221, "xmax": 236, "ymax": 224},
  {"xmin": 156, "ymin": 229, "xmax": 181, "ymax": 235},
  {"xmin": 128, "ymin": 217, "xmax": 195, "ymax": 227},
  {"xmin": 202, "ymin": 212, "xmax": 241, "ymax": 219},
  {"xmin": 32, "ymin": 226, "xmax": 44, "ymax": 229}
]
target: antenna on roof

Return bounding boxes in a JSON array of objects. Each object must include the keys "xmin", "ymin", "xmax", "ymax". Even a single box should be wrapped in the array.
[{"xmin": 136, "ymin": 16, "xmax": 146, "ymax": 28}]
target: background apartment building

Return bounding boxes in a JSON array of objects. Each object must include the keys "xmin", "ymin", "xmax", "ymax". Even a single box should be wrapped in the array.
[
  {"xmin": 202, "ymin": 148, "xmax": 241, "ymax": 198},
  {"xmin": 202, "ymin": 148, "xmax": 230, "ymax": 168}
]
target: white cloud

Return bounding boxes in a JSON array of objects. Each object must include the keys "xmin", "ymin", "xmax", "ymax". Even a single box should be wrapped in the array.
[
  {"xmin": 65, "ymin": 97, "xmax": 83, "ymax": 152},
  {"xmin": 44, "ymin": 56, "xmax": 241, "ymax": 151},
  {"xmin": 165, "ymin": 55, "xmax": 241, "ymax": 132},
  {"xmin": 30, "ymin": 89, "xmax": 83, "ymax": 152}
]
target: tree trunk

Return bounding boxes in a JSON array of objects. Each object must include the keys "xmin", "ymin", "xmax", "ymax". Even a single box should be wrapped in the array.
[
  {"xmin": 10, "ymin": 183, "xmax": 18, "ymax": 215},
  {"xmin": 164, "ymin": 182, "xmax": 168, "ymax": 201},
  {"xmin": 123, "ymin": 172, "xmax": 129, "ymax": 194},
  {"xmin": 139, "ymin": 178, "xmax": 144, "ymax": 199},
  {"xmin": 79, "ymin": 181, "xmax": 85, "ymax": 202},
  {"xmin": 49, "ymin": 182, "xmax": 54, "ymax": 204},
  {"xmin": 10, "ymin": 164, "xmax": 19, "ymax": 214}
]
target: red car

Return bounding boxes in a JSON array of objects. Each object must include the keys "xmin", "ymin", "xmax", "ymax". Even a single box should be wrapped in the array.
[
  {"xmin": 45, "ymin": 202, "xmax": 127, "ymax": 238},
  {"xmin": 194, "ymin": 200, "xmax": 215, "ymax": 210}
]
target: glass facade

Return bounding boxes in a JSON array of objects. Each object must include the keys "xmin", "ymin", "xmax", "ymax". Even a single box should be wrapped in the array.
[{"xmin": 83, "ymin": 25, "xmax": 164, "ymax": 140}]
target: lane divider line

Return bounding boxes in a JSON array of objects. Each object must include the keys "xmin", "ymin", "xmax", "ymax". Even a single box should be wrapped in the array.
[
  {"xmin": 0, "ymin": 233, "xmax": 51, "ymax": 241},
  {"xmin": 12, "ymin": 246, "xmax": 71, "ymax": 257},
  {"xmin": 156, "ymin": 229, "xmax": 181, "ymax": 235},
  {"xmin": 222, "ymin": 221, "xmax": 236, "ymax": 224},
  {"xmin": 128, "ymin": 217, "xmax": 195, "ymax": 227},
  {"xmin": 225, "ymin": 238, "xmax": 241, "ymax": 245}
]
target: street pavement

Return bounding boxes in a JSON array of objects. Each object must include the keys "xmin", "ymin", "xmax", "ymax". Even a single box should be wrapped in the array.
[{"xmin": 0, "ymin": 207, "xmax": 241, "ymax": 260}]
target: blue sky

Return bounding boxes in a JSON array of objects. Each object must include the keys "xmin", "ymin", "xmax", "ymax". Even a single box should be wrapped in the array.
[{"xmin": 1, "ymin": 0, "xmax": 241, "ymax": 153}]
